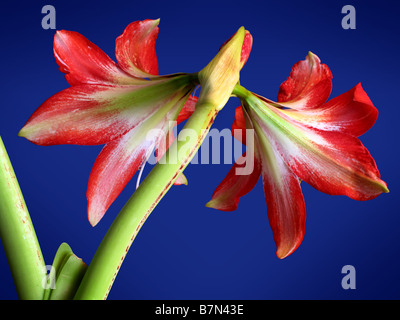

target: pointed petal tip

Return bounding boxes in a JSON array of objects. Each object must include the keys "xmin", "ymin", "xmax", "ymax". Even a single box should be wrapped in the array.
[
  {"xmin": 353, "ymin": 82, "xmax": 375, "ymax": 106},
  {"xmin": 307, "ymin": 51, "xmax": 316, "ymax": 58},
  {"xmin": 17, "ymin": 128, "xmax": 25, "ymax": 138},
  {"xmin": 205, "ymin": 199, "xmax": 221, "ymax": 210},
  {"xmin": 143, "ymin": 18, "xmax": 161, "ymax": 28},
  {"xmin": 174, "ymin": 173, "xmax": 188, "ymax": 186},
  {"xmin": 276, "ymin": 242, "xmax": 301, "ymax": 259},
  {"xmin": 205, "ymin": 199, "xmax": 237, "ymax": 211},
  {"xmin": 54, "ymin": 29, "xmax": 63, "ymax": 37},
  {"xmin": 54, "ymin": 29, "xmax": 70, "ymax": 43},
  {"xmin": 18, "ymin": 126, "xmax": 34, "ymax": 142},
  {"xmin": 55, "ymin": 29, "xmax": 66, "ymax": 35},
  {"xmin": 88, "ymin": 219, "xmax": 99, "ymax": 227},
  {"xmin": 87, "ymin": 206, "xmax": 103, "ymax": 227},
  {"xmin": 306, "ymin": 51, "xmax": 321, "ymax": 65},
  {"xmin": 277, "ymin": 51, "xmax": 332, "ymax": 108},
  {"xmin": 276, "ymin": 250, "xmax": 292, "ymax": 259},
  {"xmin": 54, "ymin": 30, "xmax": 61, "ymax": 39},
  {"xmin": 205, "ymin": 200, "xmax": 214, "ymax": 209},
  {"xmin": 360, "ymin": 178, "xmax": 389, "ymax": 199},
  {"xmin": 87, "ymin": 193, "xmax": 107, "ymax": 227},
  {"xmin": 381, "ymin": 182, "xmax": 389, "ymax": 194},
  {"xmin": 115, "ymin": 19, "xmax": 160, "ymax": 77}
]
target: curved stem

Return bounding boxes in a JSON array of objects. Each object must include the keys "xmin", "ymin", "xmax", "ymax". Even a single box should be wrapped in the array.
[
  {"xmin": 0, "ymin": 137, "xmax": 46, "ymax": 299},
  {"xmin": 74, "ymin": 101, "xmax": 217, "ymax": 300},
  {"xmin": 232, "ymin": 83, "xmax": 251, "ymax": 100},
  {"xmin": 233, "ymin": 84, "xmax": 285, "ymax": 108}
]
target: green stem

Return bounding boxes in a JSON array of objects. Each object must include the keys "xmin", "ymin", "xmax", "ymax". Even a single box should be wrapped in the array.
[
  {"xmin": 0, "ymin": 137, "xmax": 46, "ymax": 299},
  {"xmin": 232, "ymin": 83, "xmax": 251, "ymax": 99},
  {"xmin": 74, "ymin": 101, "xmax": 218, "ymax": 300},
  {"xmin": 233, "ymin": 84, "xmax": 284, "ymax": 108}
]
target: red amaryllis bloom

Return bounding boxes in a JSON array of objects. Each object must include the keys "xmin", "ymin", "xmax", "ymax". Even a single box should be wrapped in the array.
[
  {"xmin": 19, "ymin": 20, "xmax": 253, "ymax": 227},
  {"xmin": 206, "ymin": 52, "xmax": 389, "ymax": 258},
  {"xmin": 19, "ymin": 19, "xmax": 199, "ymax": 226}
]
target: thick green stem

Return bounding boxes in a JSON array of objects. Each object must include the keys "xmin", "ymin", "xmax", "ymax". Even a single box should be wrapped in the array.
[
  {"xmin": 74, "ymin": 102, "xmax": 218, "ymax": 300},
  {"xmin": 0, "ymin": 137, "xmax": 46, "ymax": 299}
]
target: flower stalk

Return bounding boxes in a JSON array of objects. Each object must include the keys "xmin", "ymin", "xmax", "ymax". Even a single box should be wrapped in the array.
[
  {"xmin": 74, "ymin": 25, "xmax": 248, "ymax": 300},
  {"xmin": 0, "ymin": 137, "xmax": 46, "ymax": 299},
  {"xmin": 74, "ymin": 101, "xmax": 218, "ymax": 299}
]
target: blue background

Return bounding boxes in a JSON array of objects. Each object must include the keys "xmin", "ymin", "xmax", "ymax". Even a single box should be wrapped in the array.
[{"xmin": 0, "ymin": 0, "xmax": 399, "ymax": 299}]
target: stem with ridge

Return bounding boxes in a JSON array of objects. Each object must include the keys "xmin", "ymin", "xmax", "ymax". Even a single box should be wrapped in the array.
[{"xmin": 0, "ymin": 137, "xmax": 46, "ymax": 299}]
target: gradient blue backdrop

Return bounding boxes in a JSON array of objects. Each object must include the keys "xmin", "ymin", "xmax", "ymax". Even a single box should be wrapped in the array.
[{"xmin": 0, "ymin": 0, "xmax": 399, "ymax": 300}]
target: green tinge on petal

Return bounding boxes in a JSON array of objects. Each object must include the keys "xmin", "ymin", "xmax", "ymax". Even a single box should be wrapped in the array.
[
  {"xmin": 245, "ymin": 92, "xmax": 388, "ymax": 199},
  {"xmin": 198, "ymin": 27, "xmax": 246, "ymax": 110},
  {"xmin": 174, "ymin": 172, "xmax": 188, "ymax": 185},
  {"xmin": 18, "ymin": 73, "xmax": 198, "ymax": 147}
]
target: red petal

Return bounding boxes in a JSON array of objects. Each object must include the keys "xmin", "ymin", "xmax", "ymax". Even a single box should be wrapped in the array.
[
  {"xmin": 231, "ymin": 106, "xmax": 247, "ymax": 144},
  {"xmin": 209, "ymin": 105, "xmax": 306, "ymax": 258},
  {"xmin": 207, "ymin": 106, "xmax": 261, "ymax": 211},
  {"xmin": 86, "ymin": 83, "xmax": 194, "ymax": 225},
  {"xmin": 259, "ymin": 140, "xmax": 306, "ymax": 259},
  {"xmin": 243, "ymin": 105, "xmax": 306, "ymax": 258},
  {"xmin": 115, "ymin": 19, "xmax": 159, "ymax": 78},
  {"xmin": 206, "ymin": 151, "xmax": 262, "ymax": 211},
  {"xmin": 282, "ymin": 83, "xmax": 378, "ymax": 137},
  {"xmin": 87, "ymin": 128, "xmax": 153, "ymax": 226},
  {"xmin": 54, "ymin": 30, "xmax": 135, "ymax": 86},
  {"xmin": 19, "ymin": 74, "xmax": 196, "ymax": 146},
  {"xmin": 87, "ymin": 91, "xmax": 190, "ymax": 225},
  {"xmin": 277, "ymin": 52, "xmax": 332, "ymax": 110},
  {"xmin": 249, "ymin": 100, "xmax": 388, "ymax": 201},
  {"xmin": 176, "ymin": 95, "xmax": 198, "ymax": 124},
  {"xmin": 286, "ymin": 129, "xmax": 388, "ymax": 200},
  {"xmin": 174, "ymin": 173, "xmax": 188, "ymax": 185},
  {"xmin": 19, "ymin": 84, "xmax": 157, "ymax": 146}
]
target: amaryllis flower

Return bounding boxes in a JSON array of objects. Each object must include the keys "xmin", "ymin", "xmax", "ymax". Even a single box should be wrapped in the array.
[
  {"xmin": 19, "ymin": 19, "xmax": 199, "ymax": 226},
  {"xmin": 19, "ymin": 20, "xmax": 253, "ymax": 228},
  {"xmin": 206, "ymin": 52, "xmax": 389, "ymax": 259}
]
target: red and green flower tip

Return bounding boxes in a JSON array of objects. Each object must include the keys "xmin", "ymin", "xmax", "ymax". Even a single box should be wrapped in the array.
[
  {"xmin": 18, "ymin": 19, "xmax": 252, "ymax": 227},
  {"xmin": 206, "ymin": 52, "xmax": 388, "ymax": 258}
]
